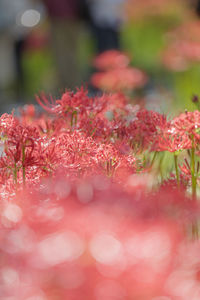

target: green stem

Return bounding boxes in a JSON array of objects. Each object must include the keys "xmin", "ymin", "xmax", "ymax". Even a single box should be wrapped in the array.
[
  {"xmin": 13, "ymin": 162, "xmax": 17, "ymax": 185},
  {"xmin": 191, "ymin": 146, "xmax": 196, "ymax": 200},
  {"xmin": 22, "ymin": 145, "xmax": 26, "ymax": 186},
  {"xmin": 71, "ymin": 111, "xmax": 77, "ymax": 127},
  {"xmin": 190, "ymin": 138, "xmax": 199, "ymax": 238},
  {"xmin": 150, "ymin": 151, "xmax": 157, "ymax": 168},
  {"xmin": 159, "ymin": 154, "xmax": 164, "ymax": 183},
  {"xmin": 192, "ymin": 221, "xmax": 199, "ymax": 239},
  {"xmin": 174, "ymin": 153, "xmax": 180, "ymax": 188}
]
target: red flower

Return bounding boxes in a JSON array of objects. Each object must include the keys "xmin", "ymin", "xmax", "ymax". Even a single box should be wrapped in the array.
[
  {"xmin": 162, "ymin": 21, "xmax": 200, "ymax": 71},
  {"xmin": 91, "ymin": 67, "xmax": 148, "ymax": 92},
  {"xmin": 93, "ymin": 50, "xmax": 130, "ymax": 70},
  {"xmin": 126, "ymin": 109, "xmax": 168, "ymax": 152},
  {"xmin": 154, "ymin": 127, "xmax": 192, "ymax": 152},
  {"xmin": 172, "ymin": 110, "xmax": 200, "ymax": 145}
]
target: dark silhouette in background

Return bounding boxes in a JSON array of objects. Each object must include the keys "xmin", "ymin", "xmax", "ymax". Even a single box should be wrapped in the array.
[
  {"xmin": 0, "ymin": 0, "xmax": 37, "ymax": 106},
  {"xmin": 86, "ymin": 0, "xmax": 125, "ymax": 54},
  {"xmin": 196, "ymin": 0, "xmax": 200, "ymax": 16},
  {"xmin": 14, "ymin": 38, "xmax": 26, "ymax": 101},
  {"xmin": 42, "ymin": 0, "xmax": 126, "ymax": 92},
  {"xmin": 84, "ymin": 0, "xmax": 125, "ymax": 94},
  {"xmin": 0, "ymin": 0, "xmax": 126, "ymax": 110},
  {"xmin": 42, "ymin": 0, "xmax": 86, "ymax": 91}
]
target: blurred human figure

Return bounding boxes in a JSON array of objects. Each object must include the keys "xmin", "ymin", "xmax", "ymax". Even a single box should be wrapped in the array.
[
  {"xmin": 42, "ymin": 0, "xmax": 86, "ymax": 90},
  {"xmin": 196, "ymin": 0, "xmax": 200, "ymax": 16},
  {"xmin": 0, "ymin": 0, "xmax": 43, "ymax": 103},
  {"xmin": 87, "ymin": 0, "xmax": 125, "ymax": 53},
  {"xmin": 0, "ymin": 0, "xmax": 15, "ymax": 92}
]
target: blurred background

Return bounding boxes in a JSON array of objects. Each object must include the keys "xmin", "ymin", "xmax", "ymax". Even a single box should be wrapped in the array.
[{"xmin": 0, "ymin": 0, "xmax": 200, "ymax": 114}]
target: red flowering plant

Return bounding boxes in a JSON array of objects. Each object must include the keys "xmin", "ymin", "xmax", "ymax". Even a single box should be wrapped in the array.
[
  {"xmin": 162, "ymin": 20, "xmax": 200, "ymax": 71},
  {"xmin": 35, "ymin": 84, "xmax": 200, "ymax": 197},
  {"xmin": 2, "ymin": 82, "xmax": 200, "ymax": 200},
  {"xmin": 171, "ymin": 110, "xmax": 200, "ymax": 197},
  {"xmin": 144, "ymin": 110, "xmax": 200, "ymax": 195},
  {"xmin": 91, "ymin": 50, "xmax": 148, "ymax": 93},
  {"xmin": 37, "ymin": 88, "xmax": 129, "ymax": 134},
  {"xmin": 1, "ymin": 51, "xmax": 200, "ymax": 299},
  {"xmin": 91, "ymin": 67, "xmax": 148, "ymax": 92},
  {"xmin": 93, "ymin": 50, "xmax": 130, "ymax": 70},
  {"xmin": 125, "ymin": 0, "xmax": 188, "ymax": 21},
  {"xmin": 0, "ymin": 113, "xmax": 41, "ymax": 186}
]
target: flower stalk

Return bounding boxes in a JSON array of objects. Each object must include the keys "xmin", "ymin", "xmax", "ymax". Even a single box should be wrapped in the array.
[
  {"xmin": 22, "ymin": 145, "xmax": 26, "ymax": 186},
  {"xmin": 190, "ymin": 145, "xmax": 196, "ymax": 200},
  {"xmin": 174, "ymin": 153, "xmax": 180, "ymax": 188}
]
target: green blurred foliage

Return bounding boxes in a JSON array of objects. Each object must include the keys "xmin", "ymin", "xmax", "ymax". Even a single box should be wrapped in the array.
[
  {"xmin": 172, "ymin": 66, "xmax": 200, "ymax": 112},
  {"xmin": 122, "ymin": 17, "xmax": 177, "ymax": 71},
  {"xmin": 23, "ymin": 49, "xmax": 55, "ymax": 97},
  {"xmin": 23, "ymin": 11, "xmax": 200, "ymax": 113}
]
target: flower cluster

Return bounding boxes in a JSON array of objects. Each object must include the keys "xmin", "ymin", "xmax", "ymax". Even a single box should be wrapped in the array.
[
  {"xmin": 125, "ymin": 0, "xmax": 187, "ymax": 20},
  {"xmin": 1, "ymin": 86, "xmax": 200, "ymax": 195},
  {"xmin": 163, "ymin": 20, "xmax": 200, "ymax": 71},
  {"xmin": 91, "ymin": 50, "xmax": 147, "ymax": 92},
  {"xmin": 1, "ymin": 49, "xmax": 200, "ymax": 298}
]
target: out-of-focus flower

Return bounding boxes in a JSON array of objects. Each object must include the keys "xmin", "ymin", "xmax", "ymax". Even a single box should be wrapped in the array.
[
  {"xmin": 154, "ymin": 127, "xmax": 192, "ymax": 152},
  {"xmin": 172, "ymin": 110, "xmax": 200, "ymax": 144},
  {"xmin": 125, "ymin": 0, "xmax": 188, "ymax": 21},
  {"xmin": 0, "ymin": 174, "xmax": 189, "ymax": 300},
  {"xmin": 91, "ymin": 67, "xmax": 147, "ymax": 92},
  {"xmin": 1, "ymin": 84, "xmax": 200, "ymax": 300},
  {"xmin": 126, "ymin": 109, "xmax": 168, "ymax": 152},
  {"xmin": 93, "ymin": 50, "xmax": 130, "ymax": 70},
  {"xmin": 165, "ymin": 241, "xmax": 200, "ymax": 300},
  {"xmin": 162, "ymin": 21, "xmax": 200, "ymax": 71},
  {"xmin": 91, "ymin": 49, "xmax": 147, "ymax": 92}
]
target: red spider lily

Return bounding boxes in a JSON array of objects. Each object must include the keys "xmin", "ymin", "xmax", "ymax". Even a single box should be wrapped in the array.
[
  {"xmin": 36, "ymin": 89, "xmax": 132, "ymax": 143},
  {"xmin": 153, "ymin": 129, "xmax": 192, "ymax": 152},
  {"xmin": 96, "ymin": 93, "xmax": 129, "ymax": 116},
  {"xmin": 2, "ymin": 84, "xmax": 200, "ymax": 300},
  {"xmin": 36, "ymin": 88, "xmax": 130, "ymax": 128},
  {"xmin": 91, "ymin": 67, "xmax": 148, "ymax": 92},
  {"xmin": 36, "ymin": 131, "xmax": 136, "ymax": 180},
  {"xmin": 93, "ymin": 50, "xmax": 130, "ymax": 70},
  {"xmin": 126, "ymin": 109, "xmax": 168, "ymax": 152},
  {"xmin": 0, "ymin": 113, "xmax": 17, "ymax": 136},
  {"xmin": 172, "ymin": 110, "xmax": 200, "ymax": 144},
  {"xmin": 162, "ymin": 20, "xmax": 200, "ymax": 71},
  {"xmin": 77, "ymin": 116, "xmax": 112, "ymax": 141},
  {"xmin": 0, "ymin": 119, "xmax": 42, "ymax": 184},
  {"xmin": 36, "ymin": 88, "xmax": 107, "ymax": 118},
  {"xmin": 169, "ymin": 111, "xmax": 200, "ymax": 199},
  {"xmin": 35, "ymin": 92, "xmax": 55, "ymax": 113},
  {"xmin": 75, "ymin": 93, "xmax": 132, "ymax": 141}
]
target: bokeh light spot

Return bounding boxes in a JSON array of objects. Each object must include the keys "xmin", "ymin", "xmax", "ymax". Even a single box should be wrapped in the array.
[{"xmin": 20, "ymin": 9, "xmax": 41, "ymax": 28}]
